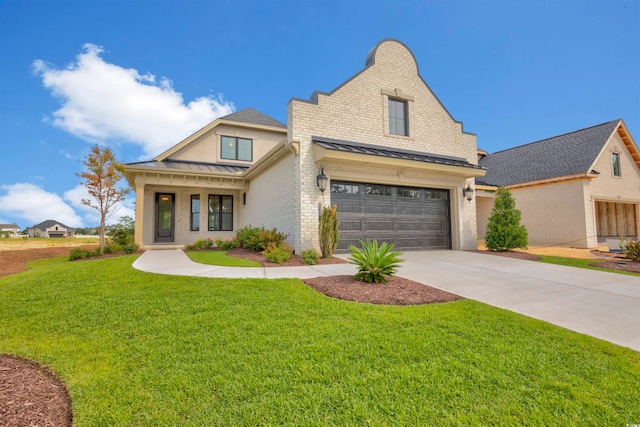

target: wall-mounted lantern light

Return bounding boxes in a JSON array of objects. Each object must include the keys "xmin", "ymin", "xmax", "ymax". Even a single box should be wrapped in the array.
[
  {"xmin": 316, "ymin": 166, "xmax": 328, "ymax": 193},
  {"xmin": 462, "ymin": 182, "xmax": 474, "ymax": 203}
]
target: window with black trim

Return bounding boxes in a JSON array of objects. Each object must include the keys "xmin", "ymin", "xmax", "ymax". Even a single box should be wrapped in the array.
[
  {"xmin": 388, "ymin": 98, "xmax": 408, "ymax": 136},
  {"xmin": 190, "ymin": 195, "xmax": 200, "ymax": 231},
  {"xmin": 612, "ymin": 153, "xmax": 621, "ymax": 177},
  {"xmin": 208, "ymin": 195, "xmax": 233, "ymax": 231},
  {"xmin": 221, "ymin": 136, "xmax": 252, "ymax": 161}
]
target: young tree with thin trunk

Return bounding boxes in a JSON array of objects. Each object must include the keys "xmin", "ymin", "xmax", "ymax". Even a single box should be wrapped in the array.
[{"xmin": 77, "ymin": 145, "xmax": 130, "ymax": 254}]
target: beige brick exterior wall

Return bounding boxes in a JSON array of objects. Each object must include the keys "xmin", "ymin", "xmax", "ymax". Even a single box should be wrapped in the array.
[
  {"xmin": 475, "ymin": 193, "xmax": 495, "ymax": 240},
  {"xmin": 288, "ymin": 40, "xmax": 480, "ymax": 251},
  {"xmin": 238, "ymin": 152, "xmax": 298, "ymax": 248}
]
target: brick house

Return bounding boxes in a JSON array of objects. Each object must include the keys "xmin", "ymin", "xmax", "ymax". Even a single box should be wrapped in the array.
[
  {"xmin": 476, "ymin": 119, "xmax": 640, "ymax": 248},
  {"xmin": 123, "ymin": 39, "xmax": 486, "ymax": 252}
]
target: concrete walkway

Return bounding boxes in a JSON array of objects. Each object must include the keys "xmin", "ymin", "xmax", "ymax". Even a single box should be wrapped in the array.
[{"xmin": 133, "ymin": 249, "xmax": 640, "ymax": 352}]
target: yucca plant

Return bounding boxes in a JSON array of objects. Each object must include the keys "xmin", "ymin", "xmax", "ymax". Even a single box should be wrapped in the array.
[{"xmin": 348, "ymin": 240, "xmax": 404, "ymax": 284}]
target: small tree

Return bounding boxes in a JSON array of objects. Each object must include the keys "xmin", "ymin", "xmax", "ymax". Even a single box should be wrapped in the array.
[
  {"xmin": 77, "ymin": 145, "xmax": 130, "ymax": 254},
  {"xmin": 319, "ymin": 205, "xmax": 340, "ymax": 258},
  {"xmin": 485, "ymin": 187, "xmax": 528, "ymax": 252}
]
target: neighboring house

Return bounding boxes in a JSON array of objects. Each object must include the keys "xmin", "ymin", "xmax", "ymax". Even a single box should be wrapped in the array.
[
  {"xmin": 123, "ymin": 39, "xmax": 486, "ymax": 252},
  {"xmin": 0, "ymin": 223, "xmax": 20, "ymax": 237},
  {"xmin": 476, "ymin": 119, "xmax": 640, "ymax": 248},
  {"xmin": 28, "ymin": 220, "xmax": 75, "ymax": 238}
]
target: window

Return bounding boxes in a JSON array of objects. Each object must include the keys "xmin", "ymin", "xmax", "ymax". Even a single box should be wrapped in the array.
[
  {"xmin": 221, "ymin": 136, "xmax": 252, "ymax": 161},
  {"xmin": 208, "ymin": 195, "xmax": 233, "ymax": 231},
  {"xmin": 612, "ymin": 153, "xmax": 621, "ymax": 177},
  {"xmin": 190, "ymin": 195, "xmax": 200, "ymax": 231},
  {"xmin": 365, "ymin": 185, "xmax": 392, "ymax": 196},
  {"xmin": 397, "ymin": 188, "xmax": 421, "ymax": 198},
  {"xmin": 331, "ymin": 183, "xmax": 360, "ymax": 194},
  {"xmin": 388, "ymin": 99, "xmax": 408, "ymax": 136}
]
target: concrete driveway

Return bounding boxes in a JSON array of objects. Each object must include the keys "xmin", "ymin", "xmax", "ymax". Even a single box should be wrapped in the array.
[{"xmin": 133, "ymin": 249, "xmax": 640, "ymax": 352}]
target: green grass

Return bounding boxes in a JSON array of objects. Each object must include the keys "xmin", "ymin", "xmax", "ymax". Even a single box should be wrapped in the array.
[
  {"xmin": 185, "ymin": 250, "xmax": 260, "ymax": 267},
  {"xmin": 538, "ymin": 255, "xmax": 640, "ymax": 276},
  {"xmin": 1, "ymin": 256, "xmax": 639, "ymax": 425}
]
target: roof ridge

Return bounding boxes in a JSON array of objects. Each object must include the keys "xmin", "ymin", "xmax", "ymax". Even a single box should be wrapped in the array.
[{"xmin": 489, "ymin": 119, "xmax": 620, "ymax": 155}]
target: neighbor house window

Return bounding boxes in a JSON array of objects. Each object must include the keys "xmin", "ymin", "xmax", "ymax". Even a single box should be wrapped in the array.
[
  {"xmin": 190, "ymin": 195, "xmax": 200, "ymax": 231},
  {"xmin": 221, "ymin": 136, "xmax": 252, "ymax": 161},
  {"xmin": 388, "ymin": 99, "xmax": 408, "ymax": 136},
  {"xmin": 208, "ymin": 195, "xmax": 233, "ymax": 231},
  {"xmin": 612, "ymin": 153, "xmax": 621, "ymax": 177}
]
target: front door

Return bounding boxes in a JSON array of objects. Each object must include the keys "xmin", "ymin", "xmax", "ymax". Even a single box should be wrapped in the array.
[{"xmin": 155, "ymin": 193, "xmax": 175, "ymax": 243}]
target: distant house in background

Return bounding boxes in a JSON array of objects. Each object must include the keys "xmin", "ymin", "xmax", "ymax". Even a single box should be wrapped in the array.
[
  {"xmin": 476, "ymin": 119, "xmax": 640, "ymax": 248},
  {"xmin": 0, "ymin": 223, "xmax": 21, "ymax": 237},
  {"xmin": 28, "ymin": 220, "xmax": 75, "ymax": 238}
]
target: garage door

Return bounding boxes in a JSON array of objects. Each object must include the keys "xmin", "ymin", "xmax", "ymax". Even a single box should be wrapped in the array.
[{"xmin": 331, "ymin": 181, "xmax": 451, "ymax": 251}]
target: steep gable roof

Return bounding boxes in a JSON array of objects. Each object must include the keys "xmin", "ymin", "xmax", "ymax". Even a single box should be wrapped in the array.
[
  {"xmin": 478, "ymin": 120, "xmax": 621, "ymax": 186},
  {"xmin": 220, "ymin": 107, "xmax": 286, "ymax": 128}
]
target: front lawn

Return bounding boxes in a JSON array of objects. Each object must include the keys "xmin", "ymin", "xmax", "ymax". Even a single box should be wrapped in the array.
[
  {"xmin": 1, "ymin": 256, "xmax": 638, "ymax": 425},
  {"xmin": 538, "ymin": 255, "xmax": 640, "ymax": 276},
  {"xmin": 186, "ymin": 249, "xmax": 260, "ymax": 267}
]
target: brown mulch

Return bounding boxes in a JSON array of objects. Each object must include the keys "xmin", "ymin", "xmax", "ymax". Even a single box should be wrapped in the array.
[
  {"xmin": 0, "ymin": 354, "xmax": 72, "ymax": 427},
  {"xmin": 0, "ymin": 246, "xmax": 96, "ymax": 277},
  {"xmin": 303, "ymin": 275, "xmax": 463, "ymax": 306}
]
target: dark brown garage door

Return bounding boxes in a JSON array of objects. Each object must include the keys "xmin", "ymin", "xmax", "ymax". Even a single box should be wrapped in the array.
[{"xmin": 331, "ymin": 181, "xmax": 451, "ymax": 251}]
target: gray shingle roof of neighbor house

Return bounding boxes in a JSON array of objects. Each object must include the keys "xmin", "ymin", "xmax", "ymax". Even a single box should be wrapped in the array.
[
  {"xmin": 34, "ymin": 220, "xmax": 74, "ymax": 230},
  {"xmin": 0, "ymin": 223, "xmax": 19, "ymax": 228},
  {"xmin": 220, "ymin": 107, "xmax": 287, "ymax": 129},
  {"xmin": 478, "ymin": 120, "xmax": 621, "ymax": 186},
  {"xmin": 126, "ymin": 159, "xmax": 248, "ymax": 174},
  {"xmin": 313, "ymin": 136, "xmax": 484, "ymax": 170}
]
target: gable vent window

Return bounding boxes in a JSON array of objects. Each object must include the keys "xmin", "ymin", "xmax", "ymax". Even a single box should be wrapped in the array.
[
  {"xmin": 612, "ymin": 153, "xmax": 621, "ymax": 177},
  {"xmin": 221, "ymin": 136, "xmax": 253, "ymax": 161},
  {"xmin": 388, "ymin": 99, "xmax": 408, "ymax": 136}
]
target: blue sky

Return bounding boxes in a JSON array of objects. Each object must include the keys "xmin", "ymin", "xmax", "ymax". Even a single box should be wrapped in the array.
[{"xmin": 0, "ymin": 0, "xmax": 638, "ymax": 230}]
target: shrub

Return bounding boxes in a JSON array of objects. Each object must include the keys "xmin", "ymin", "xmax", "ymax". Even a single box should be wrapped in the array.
[
  {"xmin": 348, "ymin": 240, "xmax": 403, "ymax": 284},
  {"xmin": 485, "ymin": 187, "xmax": 528, "ymax": 251},
  {"xmin": 69, "ymin": 248, "xmax": 89, "ymax": 261},
  {"xmin": 216, "ymin": 237, "xmax": 240, "ymax": 250},
  {"xmin": 620, "ymin": 237, "xmax": 640, "ymax": 262},
  {"xmin": 262, "ymin": 243, "xmax": 293, "ymax": 264},
  {"xmin": 107, "ymin": 216, "xmax": 135, "ymax": 246},
  {"xmin": 123, "ymin": 243, "xmax": 139, "ymax": 254},
  {"xmin": 319, "ymin": 205, "xmax": 340, "ymax": 258},
  {"xmin": 236, "ymin": 225, "xmax": 287, "ymax": 252},
  {"xmin": 185, "ymin": 238, "xmax": 208, "ymax": 251},
  {"xmin": 301, "ymin": 249, "xmax": 321, "ymax": 265},
  {"xmin": 103, "ymin": 243, "xmax": 122, "ymax": 254}
]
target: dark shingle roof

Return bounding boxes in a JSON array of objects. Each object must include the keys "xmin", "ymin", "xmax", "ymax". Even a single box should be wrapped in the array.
[
  {"xmin": 126, "ymin": 159, "xmax": 248, "ymax": 174},
  {"xmin": 35, "ymin": 220, "xmax": 74, "ymax": 230},
  {"xmin": 313, "ymin": 136, "xmax": 483, "ymax": 170},
  {"xmin": 220, "ymin": 107, "xmax": 286, "ymax": 128},
  {"xmin": 478, "ymin": 120, "xmax": 620, "ymax": 186}
]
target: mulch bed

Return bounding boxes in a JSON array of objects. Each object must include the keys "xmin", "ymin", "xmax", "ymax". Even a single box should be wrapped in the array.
[
  {"xmin": 224, "ymin": 247, "xmax": 349, "ymax": 267},
  {"xmin": 303, "ymin": 275, "xmax": 462, "ymax": 306},
  {"xmin": 0, "ymin": 355, "xmax": 72, "ymax": 427}
]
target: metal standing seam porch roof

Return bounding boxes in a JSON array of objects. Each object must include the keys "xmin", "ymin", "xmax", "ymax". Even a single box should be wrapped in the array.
[
  {"xmin": 312, "ymin": 136, "xmax": 484, "ymax": 171},
  {"xmin": 125, "ymin": 159, "xmax": 248, "ymax": 174}
]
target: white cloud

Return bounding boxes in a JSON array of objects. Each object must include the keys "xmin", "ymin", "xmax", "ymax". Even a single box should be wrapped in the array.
[
  {"xmin": 34, "ymin": 43, "xmax": 234, "ymax": 157},
  {"xmin": 0, "ymin": 183, "xmax": 83, "ymax": 227},
  {"xmin": 63, "ymin": 185, "xmax": 135, "ymax": 226}
]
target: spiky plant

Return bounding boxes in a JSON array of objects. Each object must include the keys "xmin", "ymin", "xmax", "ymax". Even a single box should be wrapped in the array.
[{"xmin": 348, "ymin": 240, "xmax": 404, "ymax": 284}]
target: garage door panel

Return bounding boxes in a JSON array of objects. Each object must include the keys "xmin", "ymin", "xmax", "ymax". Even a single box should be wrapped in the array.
[{"xmin": 332, "ymin": 181, "xmax": 451, "ymax": 251}]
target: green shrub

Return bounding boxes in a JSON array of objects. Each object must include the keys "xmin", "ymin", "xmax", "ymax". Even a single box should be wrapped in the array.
[
  {"xmin": 485, "ymin": 187, "xmax": 528, "ymax": 251},
  {"xmin": 123, "ymin": 243, "xmax": 139, "ymax": 254},
  {"xmin": 262, "ymin": 243, "xmax": 293, "ymax": 264},
  {"xmin": 216, "ymin": 237, "xmax": 240, "ymax": 250},
  {"xmin": 236, "ymin": 225, "xmax": 287, "ymax": 252},
  {"xmin": 620, "ymin": 237, "xmax": 640, "ymax": 262},
  {"xmin": 69, "ymin": 248, "xmax": 89, "ymax": 261},
  {"xmin": 319, "ymin": 205, "xmax": 340, "ymax": 258},
  {"xmin": 301, "ymin": 249, "xmax": 321, "ymax": 265},
  {"xmin": 185, "ymin": 238, "xmax": 208, "ymax": 251},
  {"xmin": 103, "ymin": 243, "xmax": 122, "ymax": 254},
  {"xmin": 348, "ymin": 240, "xmax": 404, "ymax": 284}
]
